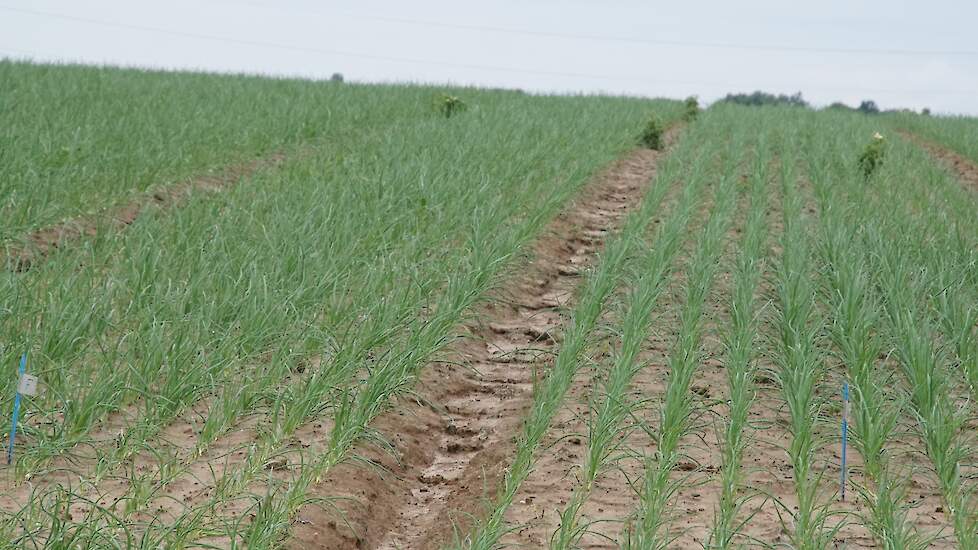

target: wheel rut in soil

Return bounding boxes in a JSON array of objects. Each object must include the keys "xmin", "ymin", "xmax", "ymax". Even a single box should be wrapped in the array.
[
  {"xmin": 287, "ymin": 136, "xmax": 679, "ymax": 550},
  {"xmin": 496, "ymin": 151, "xmax": 719, "ymax": 549},
  {"xmin": 2, "ymin": 151, "xmax": 286, "ymax": 272},
  {"xmin": 898, "ymin": 130, "xmax": 978, "ymax": 194}
]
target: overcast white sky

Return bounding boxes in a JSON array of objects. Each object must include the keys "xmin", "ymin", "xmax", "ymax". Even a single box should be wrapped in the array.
[{"xmin": 2, "ymin": 0, "xmax": 977, "ymax": 115}]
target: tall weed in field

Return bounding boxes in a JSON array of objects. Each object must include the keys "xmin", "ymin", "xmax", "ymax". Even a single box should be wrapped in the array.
[
  {"xmin": 857, "ymin": 132, "xmax": 886, "ymax": 180},
  {"xmin": 683, "ymin": 96, "xmax": 700, "ymax": 122},
  {"xmin": 437, "ymin": 93, "xmax": 468, "ymax": 118},
  {"xmin": 640, "ymin": 113, "xmax": 664, "ymax": 149}
]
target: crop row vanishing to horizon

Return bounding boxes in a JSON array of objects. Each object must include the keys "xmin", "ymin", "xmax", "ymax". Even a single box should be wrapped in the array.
[{"xmin": 1, "ymin": 60, "xmax": 978, "ymax": 549}]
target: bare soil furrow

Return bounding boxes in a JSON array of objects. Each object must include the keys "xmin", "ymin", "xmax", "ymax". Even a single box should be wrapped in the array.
[
  {"xmin": 286, "ymin": 139, "xmax": 676, "ymax": 550},
  {"xmin": 526, "ymin": 165, "xmax": 720, "ymax": 549},
  {"xmin": 898, "ymin": 130, "xmax": 978, "ymax": 194},
  {"xmin": 494, "ymin": 175, "xmax": 690, "ymax": 549},
  {"xmin": 2, "ymin": 151, "xmax": 286, "ymax": 272}
]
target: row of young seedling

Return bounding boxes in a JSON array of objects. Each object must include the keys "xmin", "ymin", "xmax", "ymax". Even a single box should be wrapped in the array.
[
  {"xmin": 858, "ymin": 147, "xmax": 978, "ymax": 546},
  {"xmin": 620, "ymin": 118, "xmax": 745, "ymax": 549},
  {"xmin": 707, "ymin": 132, "xmax": 774, "ymax": 549},
  {"xmin": 807, "ymin": 130, "xmax": 929, "ymax": 548},
  {"xmin": 765, "ymin": 133, "xmax": 844, "ymax": 548},
  {"xmin": 873, "ymin": 121, "xmax": 976, "ymax": 547},
  {"xmin": 804, "ymin": 112, "xmax": 978, "ymax": 547}
]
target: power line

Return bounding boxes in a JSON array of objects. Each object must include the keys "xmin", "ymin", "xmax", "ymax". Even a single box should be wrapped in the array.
[
  {"xmin": 221, "ymin": 0, "xmax": 978, "ymax": 58},
  {"xmin": 2, "ymin": 5, "xmax": 977, "ymax": 96},
  {"xmin": 0, "ymin": 5, "xmax": 715, "ymax": 85}
]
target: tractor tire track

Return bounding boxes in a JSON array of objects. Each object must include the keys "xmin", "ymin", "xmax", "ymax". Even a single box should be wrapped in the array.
[{"xmin": 288, "ymin": 133, "xmax": 681, "ymax": 550}]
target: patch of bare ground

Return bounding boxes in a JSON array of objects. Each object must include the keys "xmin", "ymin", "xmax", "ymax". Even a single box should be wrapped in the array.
[
  {"xmin": 897, "ymin": 130, "xmax": 978, "ymax": 193},
  {"xmin": 284, "ymin": 133, "xmax": 682, "ymax": 550},
  {"xmin": 2, "ymin": 150, "xmax": 286, "ymax": 272}
]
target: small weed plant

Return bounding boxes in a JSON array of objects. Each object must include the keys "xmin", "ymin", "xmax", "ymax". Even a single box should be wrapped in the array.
[
  {"xmin": 858, "ymin": 132, "xmax": 885, "ymax": 180},
  {"xmin": 437, "ymin": 94, "xmax": 467, "ymax": 118},
  {"xmin": 684, "ymin": 96, "xmax": 700, "ymax": 122},
  {"xmin": 641, "ymin": 114, "xmax": 664, "ymax": 149}
]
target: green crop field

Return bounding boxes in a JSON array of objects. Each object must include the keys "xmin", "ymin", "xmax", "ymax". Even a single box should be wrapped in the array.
[{"xmin": 1, "ymin": 61, "xmax": 977, "ymax": 549}]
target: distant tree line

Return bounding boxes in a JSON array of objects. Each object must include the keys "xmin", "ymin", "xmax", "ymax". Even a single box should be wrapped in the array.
[
  {"xmin": 722, "ymin": 92, "xmax": 931, "ymax": 116},
  {"xmin": 827, "ymin": 100, "xmax": 880, "ymax": 114},
  {"xmin": 721, "ymin": 90, "xmax": 809, "ymax": 108}
]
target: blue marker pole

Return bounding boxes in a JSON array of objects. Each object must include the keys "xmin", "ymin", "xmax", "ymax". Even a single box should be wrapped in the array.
[
  {"xmin": 7, "ymin": 354, "xmax": 26, "ymax": 465},
  {"xmin": 841, "ymin": 382, "xmax": 850, "ymax": 501}
]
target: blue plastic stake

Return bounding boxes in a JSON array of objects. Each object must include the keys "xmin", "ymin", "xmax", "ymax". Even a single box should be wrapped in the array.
[
  {"xmin": 7, "ymin": 354, "xmax": 27, "ymax": 465},
  {"xmin": 841, "ymin": 381, "xmax": 850, "ymax": 501}
]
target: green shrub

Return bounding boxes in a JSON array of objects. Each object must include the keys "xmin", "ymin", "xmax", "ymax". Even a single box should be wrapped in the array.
[
  {"xmin": 858, "ymin": 100, "xmax": 880, "ymax": 115},
  {"xmin": 722, "ymin": 90, "xmax": 809, "ymax": 109},
  {"xmin": 683, "ymin": 96, "xmax": 699, "ymax": 122},
  {"xmin": 640, "ymin": 114, "xmax": 664, "ymax": 149},
  {"xmin": 858, "ymin": 132, "xmax": 886, "ymax": 180},
  {"xmin": 436, "ymin": 94, "xmax": 467, "ymax": 118}
]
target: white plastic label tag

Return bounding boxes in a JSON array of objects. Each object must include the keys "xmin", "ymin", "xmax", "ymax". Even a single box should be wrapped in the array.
[{"xmin": 17, "ymin": 374, "xmax": 38, "ymax": 396}]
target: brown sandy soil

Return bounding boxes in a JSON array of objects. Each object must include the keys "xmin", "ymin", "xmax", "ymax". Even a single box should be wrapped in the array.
[
  {"xmin": 897, "ymin": 130, "xmax": 978, "ymax": 193},
  {"xmin": 1, "ymin": 150, "xmax": 286, "ymax": 272},
  {"xmin": 283, "ymin": 135, "xmax": 680, "ymax": 550}
]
